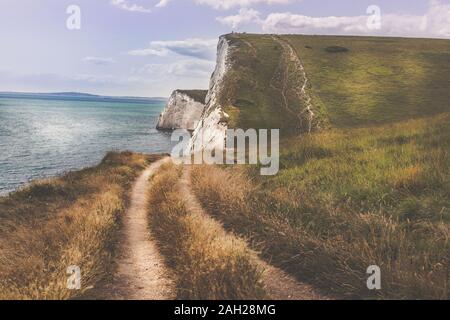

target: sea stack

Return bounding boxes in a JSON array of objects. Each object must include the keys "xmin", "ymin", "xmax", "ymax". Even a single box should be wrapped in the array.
[{"xmin": 156, "ymin": 90, "xmax": 207, "ymax": 131}]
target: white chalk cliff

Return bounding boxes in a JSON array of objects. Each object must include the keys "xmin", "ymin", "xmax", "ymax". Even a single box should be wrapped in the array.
[
  {"xmin": 156, "ymin": 90, "xmax": 207, "ymax": 131},
  {"xmin": 188, "ymin": 35, "xmax": 233, "ymax": 152}
]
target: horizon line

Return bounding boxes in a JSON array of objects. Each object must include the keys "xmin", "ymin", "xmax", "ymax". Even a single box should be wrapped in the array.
[{"xmin": 0, "ymin": 90, "xmax": 168, "ymax": 100}]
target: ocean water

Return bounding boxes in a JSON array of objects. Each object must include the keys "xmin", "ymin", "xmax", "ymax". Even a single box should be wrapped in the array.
[{"xmin": 0, "ymin": 94, "xmax": 172, "ymax": 195}]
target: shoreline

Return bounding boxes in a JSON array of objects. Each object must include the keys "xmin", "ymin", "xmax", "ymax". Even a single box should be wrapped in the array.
[
  {"xmin": 0, "ymin": 151, "xmax": 171, "ymax": 197},
  {"xmin": 0, "ymin": 95, "xmax": 172, "ymax": 197}
]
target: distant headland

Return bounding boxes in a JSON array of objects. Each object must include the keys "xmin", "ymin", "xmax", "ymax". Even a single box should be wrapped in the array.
[{"xmin": 0, "ymin": 91, "xmax": 167, "ymax": 104}]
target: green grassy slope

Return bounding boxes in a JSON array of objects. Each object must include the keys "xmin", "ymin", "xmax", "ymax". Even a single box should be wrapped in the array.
[
  {"xmin": 191, "ymin": 34, "xmax": 450, "ymax": 299},
  {"xmin": 285, "ymin": 35, "xmax": 450, "ymax": 127},
  {"xmin": 222, "ymin": 33, "xmax": 327, "ymax": 135},
  {"xmin": 222, "ymin": 33, "xmax": 450, "ymax": 132},
  {"xmin": 193, "ymin": 112, "xmax": 450, "ymax": 299},
  {"xmin": 221, "ymin": 34, "xmax": 299, "ymax": 133}
]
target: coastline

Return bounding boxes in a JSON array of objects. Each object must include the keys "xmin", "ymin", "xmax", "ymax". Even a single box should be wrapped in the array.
[{"xmin": 0, "ymin": 95, "xmax": 172, "ymax": 195}]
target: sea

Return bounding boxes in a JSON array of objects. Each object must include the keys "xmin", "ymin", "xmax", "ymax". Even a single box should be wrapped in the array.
[{"xmin": 0, "ymin": 92, "xmax": 172, "ymax": 195}]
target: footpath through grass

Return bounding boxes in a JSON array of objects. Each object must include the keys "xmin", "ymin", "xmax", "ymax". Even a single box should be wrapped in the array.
[
  {"xmin": 147, "ymin": 162, "xmax": 266, "ymax": 300},
  {"xmin": 192, "ymin": 113, "xmax": 450, "ymax": 299},
  {"xmin": 0, "ymin": 152, "xmax": 157, "ymax": 299}
]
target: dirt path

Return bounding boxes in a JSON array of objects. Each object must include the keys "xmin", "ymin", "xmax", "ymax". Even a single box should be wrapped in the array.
[
  {"xmin": 180, "ymin": 166, "xmax": 330, "ymax": 300},
  {"xmin": 94, "ymin": 157, "xmax": 175, "ymax": 300}
]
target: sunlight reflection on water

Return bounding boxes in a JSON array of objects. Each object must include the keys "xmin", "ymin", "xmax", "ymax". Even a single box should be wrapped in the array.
[{"xmin": 0, "ymin": 96, "xmax": 172, "ymax": 195}]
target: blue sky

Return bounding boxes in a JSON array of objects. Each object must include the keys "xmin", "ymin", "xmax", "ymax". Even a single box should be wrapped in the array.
[{"xmin": 0, "ymin": 0, "xmax": 448, "ymax": 97}]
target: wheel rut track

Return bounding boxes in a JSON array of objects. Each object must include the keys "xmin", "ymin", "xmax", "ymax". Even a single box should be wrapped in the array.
[{"xmin": 181, "ymin": 166, "xmax": 332, "ymax": 300}]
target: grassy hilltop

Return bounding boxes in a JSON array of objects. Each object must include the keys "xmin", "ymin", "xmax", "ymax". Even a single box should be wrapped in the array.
[
  {"xmin": 189, "ymin": 34, "xmax": 450, "ymax": 299},
  {"xmin": 221, "ymin": 33, "xmax": 450, "ymax": 132},
  {"xmin": 287, "ymin": 35, "xmax": 450, "ymax": 127}
]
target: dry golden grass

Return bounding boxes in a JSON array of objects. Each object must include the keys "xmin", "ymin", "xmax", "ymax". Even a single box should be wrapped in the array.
[
  {"xmin": 191, "ymin": 113, "xmax": 449, "ymax": 299},
  {"xmin": 0, "ymin": 152, "xmax": 158, "ymax": 300},
  {"xmin": 147, "ymin": 162, "xmax": 266, "ymax": 300}
]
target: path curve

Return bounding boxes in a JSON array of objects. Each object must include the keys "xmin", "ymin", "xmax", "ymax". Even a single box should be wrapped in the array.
[
  {"xmin": 181, "ymin": 166, "xmax": 331, "ymax": 300},
  {"xmin": 96, "ymin": 157, "xmax": 175, "ymax": 300}
]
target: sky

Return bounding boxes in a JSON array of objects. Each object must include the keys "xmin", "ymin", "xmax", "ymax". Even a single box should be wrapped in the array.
[{"xmin": 0, "ymin": 0, "xmax": 449, "ymax": 97}]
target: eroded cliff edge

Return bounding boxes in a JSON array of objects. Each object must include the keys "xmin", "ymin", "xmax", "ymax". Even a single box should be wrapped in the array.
[
  {"xmin": 189, "ymin": 35, "xmax": 233, "ymax": 152},
  {"xmin": 157, "ymin": 90, "xmax": 207, "ymax": 131},
  {"xmin": 162, "ymin": 33, "xmax": 324, "ymax": 152}
]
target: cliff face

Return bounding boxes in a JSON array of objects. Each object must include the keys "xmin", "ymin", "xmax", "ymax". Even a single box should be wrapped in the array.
[
  {"xmin": 189, "ymin": 36, "xmax": 233, "ymax": 152},
  {"xmin": 157, "ymin": 90, "xmax": 207, "ymax": 131},
  {"xmin": 158, "ymin": 31, "xmax": 357, "ymax": 155},
  {"xmin": 188, "ymin": 33, "xmax": 323, "ymax": 152}
]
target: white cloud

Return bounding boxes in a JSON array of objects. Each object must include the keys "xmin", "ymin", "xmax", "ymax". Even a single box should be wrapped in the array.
[
  {"xmin": 194, "ymin": 0, "xmax": 299, "ymax": 10},
  {"xmin": 154, "ymin": 0, "xmax": 299, "ymax": 10},
  {"xmin": 427, "ymin": 0, "xmax": 450, "ymax": 37},
  {"xmin": 259, "ymin": 1, "xmax": 450, "ymax": 38},
  {"xmin": 261, "ymin": 13, "xmax": 366, "ymax": 34},
  {"xmin": 110, "ymin": 0, "xmax": 151, "ymax": 13},
  {"xmin": 128, "ymin": 48, "xmax": 169, "ymax": 57},
  {"xmin": 70, "ymin": 73, "xmax": 140, "ymax": 84},
  {"xmin": 155, "ymin": 0, "xmax": 171, "ymax": 7},
  {"xmin": 128, "ymin": 38, "xmax": 218, "ymax": 60},
  {"xmin": 217, "ymin": 8, "xmax": 261, "ymax": 29},
  {"xmin": 0, "ymin": 69, "xmax": 143, "ymax": 92},
  {"xmin": 134, "ymin": 59, "xmax": 215, "ymax": 77},
  {"xmin": 167, "ymin": 59, "xmax": 215, "ymax": 76},
  {"xmin": 82, "ymin": 57, "xmax": 116, "ymax": 66}
]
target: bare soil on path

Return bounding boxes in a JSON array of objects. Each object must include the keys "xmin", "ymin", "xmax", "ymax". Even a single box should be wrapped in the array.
[
  {"xmin": 92, "ymin": 157, "xmax": 175, "ymax": 300},
  {"xmin": 90, "ymin": 158, "xmax": 331, "ymax": 300}
]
